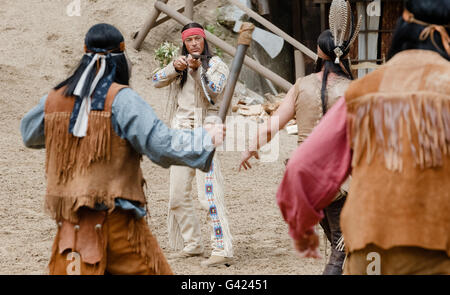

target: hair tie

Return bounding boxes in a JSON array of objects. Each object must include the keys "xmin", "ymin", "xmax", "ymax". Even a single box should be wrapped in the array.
[
  {"xmin": 334, "ymin": 47, "xmax": 344, "ymax": 64},
  {"xmin": 317, "ymin": 47, "xmax": 331, "ymax": 61},
  {"xmin": 402, "ymin": 9, "xmax": 450, "ymax": 56}
]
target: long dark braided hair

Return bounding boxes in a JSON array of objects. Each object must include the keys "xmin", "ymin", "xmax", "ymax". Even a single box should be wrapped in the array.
[
  {"xmin": 314, "ymin": 30, "xmax": 354, "ymax": 115},
  {"xmin": 180, "ymin": 23, "xmax": 213, "ymax": 89}
]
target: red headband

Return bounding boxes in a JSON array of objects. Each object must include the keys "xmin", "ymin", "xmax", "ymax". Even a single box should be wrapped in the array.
[{"xmin": 182, "ymin": 28, "xmax": 206, "ymax": 41}]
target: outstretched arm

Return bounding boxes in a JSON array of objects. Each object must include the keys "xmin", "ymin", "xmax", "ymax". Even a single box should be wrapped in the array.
[
  {"xmin": 276, "ymin": 97, "xmax": 352, "ymax": 255},
  {"xmin": 239, "ymin": 84, "xmax": 296, "ymax": 170},
  {"xmin": 112, "ymin": 88, "xmax": 218, "ymax": 172}
]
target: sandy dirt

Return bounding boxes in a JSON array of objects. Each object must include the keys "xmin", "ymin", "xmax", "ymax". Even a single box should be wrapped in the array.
[{"xmin": 0, "ymin": 0, "xmax": 329, "ymax": 274}]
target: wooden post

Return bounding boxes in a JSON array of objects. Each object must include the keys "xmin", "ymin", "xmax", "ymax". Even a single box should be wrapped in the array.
[
  {"xmin": 256, "ymin": 0, "xmax": 270, "ymax": 15},
  {"xmin": 320, "ymin": 3, "xmax": 326, "ymax": 33},
  {"xmin": 154, "ymin": 0, "xmax": 206, "ymax": 27},
  {"xmin": 185, "ymin": 0, "xmax": 194, "ymax": 20},
  {"xmin": 219, "ymin": 23, "xmax": 255, "ymax": 121},
  {"xmin": 294, "ymin": 50, "xmax": 305, "ymax": 79},
  {"xmin": 227, "ymin": 0, "xmax": 317, "ymax": 61},
  {"xmin": 133, "ymin": 0, "xmax": 169, "ymax": 50},
  {"xmin": 154, "ymin": 1, "xmax": 293, "ymax": 91}
]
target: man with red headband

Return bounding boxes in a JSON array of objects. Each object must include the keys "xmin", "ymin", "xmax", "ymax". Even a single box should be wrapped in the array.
[{"xmin": 152, "ymin": 23, "xmax": 233, "ymax": 267}]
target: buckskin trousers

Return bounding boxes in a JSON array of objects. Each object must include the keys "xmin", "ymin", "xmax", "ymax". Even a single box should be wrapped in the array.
[
  {"xmin": 48, "ymin": 207, "xmax": 173, "ymax": 275},
  {"xmin": 168, "ymin": 159, "xmax": 233, "ymax": 258}
]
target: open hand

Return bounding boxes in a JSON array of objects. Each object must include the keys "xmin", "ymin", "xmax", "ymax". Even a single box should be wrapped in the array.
[{"xmin": 239, "ymin": 150, "xmax": 260, "ymax": 171}]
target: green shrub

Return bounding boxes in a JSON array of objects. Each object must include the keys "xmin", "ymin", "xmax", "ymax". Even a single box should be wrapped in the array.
[
  {"xmin": 154, "ymin": 42, "xmax": 179, "ymax": 68},
  {"xmin": 205, "ymin": 24, "xmax": 216, "ymax": 35},
  {"xmin": 215, "ymin": 47, "xmax": 224, "ymax": 58}
]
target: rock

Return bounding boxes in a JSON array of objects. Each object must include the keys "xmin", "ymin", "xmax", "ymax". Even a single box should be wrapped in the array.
[
  {"xmin": 234, "ymin": 82, "xmax": 265, "ymax": 105},
  {"xmin": 264, "ymin": 92, "xmax": 286, "ymax": 103},
  {"xmin": 237, "ymin": 104, "xmax": 264, "ymax": 116},
  {"xmin": 246, "ymin": 89, "xmax": 265, "ymax": 105},
  {"xmin": 240, "ymin": 95, "xmax": 264, "ymax": 106},
  {"xmin": 234, "ymin": 81, "xmax": 249, "ymax": 98},
  {"xmin": 216, "ymin": 1, "xmax": 250, "ymax": 29},
  {"xmin": 232, "ymin": 82, "xmax": 270, "ymax": 117},
  {"xmin": 286, "ymin": 124, "xmax": 298, "ymax": 135},
  {"xmin": 262, "ymin": 100, "xmax": 282, "ymax": 115},
  {"xmin": 285, "ymin": 119, "xmax": 298, "ymax": 135}
]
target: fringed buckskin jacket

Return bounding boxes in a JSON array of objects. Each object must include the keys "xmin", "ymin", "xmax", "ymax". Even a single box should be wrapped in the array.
[
  {"xmin": 44, "ymin": 84, "xmax": 146, "ymax": 223},
  {"xmin": 152, "ymin": 56, "xmax": 229, "ymax": 128}
]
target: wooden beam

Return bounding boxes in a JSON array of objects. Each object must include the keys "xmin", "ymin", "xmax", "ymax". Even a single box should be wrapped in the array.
[
  {"xmin": 154, "ymin": 0, "xmax": 206, "ymax": 27},
  {"xmin": 133, "ymin": 0, "xmax": 169, "ymax": 50},
  {"xmin": 185, "ymin": 0, "xmax": 194, "ymax": 20},
  {"xmin": 294, "ymin": 50, "xmax": 305, "ymax": 79},
  {"xmin": 256, "ymin": 0, "xmax": 270, "ymax": 15},
  {"xmin": 320, "ymin": 3, "xmax": 326, "ymax": 32}
]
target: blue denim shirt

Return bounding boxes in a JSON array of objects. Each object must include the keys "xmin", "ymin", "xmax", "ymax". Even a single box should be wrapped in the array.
[{"xmin": 20, "ymin": 88, "xmax": 215, "ymax": 218}]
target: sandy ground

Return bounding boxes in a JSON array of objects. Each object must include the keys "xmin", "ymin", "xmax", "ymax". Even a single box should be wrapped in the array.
[{"xmin": 0, "ymin": 0, "xmax": 329, "ymax": 274}]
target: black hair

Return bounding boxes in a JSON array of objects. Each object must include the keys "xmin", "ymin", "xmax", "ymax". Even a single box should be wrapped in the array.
[
  {"xmin": 388, "ymin": 0, "xmax": 450, "ymax": 61},
  {"xmin": 54, "ymin": 23, "xmax": 130, "ymax": 98},
  {"xmin": 314, "ymin": 30, "xmax": 354, "ymax": 115},
  {"xmin": 180, "ymin": 22, "xmax": 213, "ymax": 89}
]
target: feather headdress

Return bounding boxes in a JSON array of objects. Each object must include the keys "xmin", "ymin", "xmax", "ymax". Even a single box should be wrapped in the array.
[{"xmin": 329, "ymin": 0, "xmax": 362, "ymax": 64}]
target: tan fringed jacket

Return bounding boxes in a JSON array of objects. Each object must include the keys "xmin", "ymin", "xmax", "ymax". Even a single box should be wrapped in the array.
[
  {"xmin": 343, "ymin": 49, "xmax": 450, "ymax": 255},
  {"xmin": 152, "ymin": 56, "xmax": 229, "ymax": 129}
]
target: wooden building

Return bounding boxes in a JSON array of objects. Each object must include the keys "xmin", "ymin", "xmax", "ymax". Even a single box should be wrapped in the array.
[{"xmin": 257, "ymin": 0, "xmax": 404, "ymax": 81}]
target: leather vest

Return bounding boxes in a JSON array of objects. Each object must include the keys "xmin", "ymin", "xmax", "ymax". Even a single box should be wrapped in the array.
[{"xmin": 44, "ymin": 83, "xmax": 147, "ymax": 223}]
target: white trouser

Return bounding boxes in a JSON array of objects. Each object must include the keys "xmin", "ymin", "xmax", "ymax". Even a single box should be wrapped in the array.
[{"xmin": 168, "ymin": 158, "xmax": 233, "ymax": 257}]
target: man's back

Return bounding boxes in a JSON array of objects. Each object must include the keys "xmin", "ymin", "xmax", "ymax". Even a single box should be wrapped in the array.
[{"xmin": 342, "ymin": 49, "xmax": 450, "ymax": 256}]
